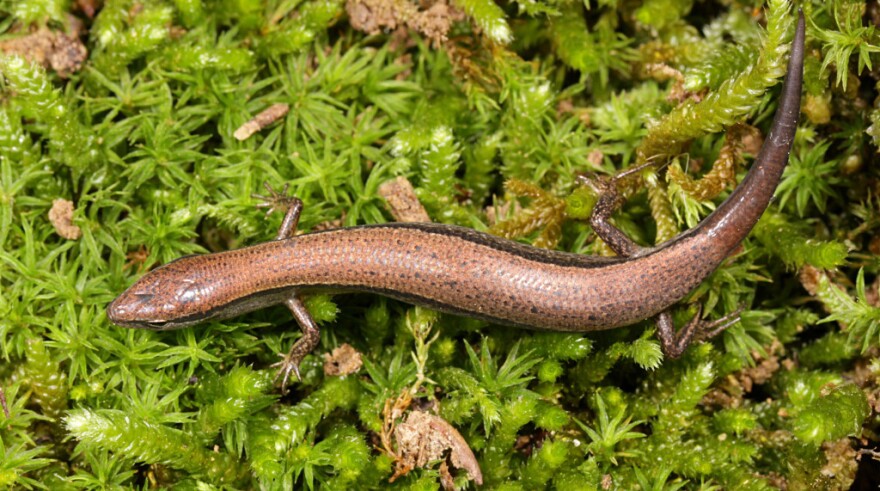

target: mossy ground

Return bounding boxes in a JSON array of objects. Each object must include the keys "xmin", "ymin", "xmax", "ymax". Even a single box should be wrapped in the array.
[{"xmin": 2, "ymin": 0, "xmax": 880, "ymax": 489}]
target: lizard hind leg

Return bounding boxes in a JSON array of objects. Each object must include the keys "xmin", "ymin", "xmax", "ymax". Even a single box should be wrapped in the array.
[
  {"xmin": 576, "ymin": 150, "xmax": 674, "ymax": 256},
  {"xmin": 576, "ymin": 173, "xmax": 647, "ymax": 257}
]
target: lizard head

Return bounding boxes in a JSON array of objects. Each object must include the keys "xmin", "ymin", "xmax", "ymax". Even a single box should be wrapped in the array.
[{"xmin": 106, "ymin": 255, "xmax": 220, "ymax": 330}]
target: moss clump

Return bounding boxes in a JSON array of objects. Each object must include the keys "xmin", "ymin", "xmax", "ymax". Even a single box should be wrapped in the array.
[{"xmin": 1, "ymin": 0, "xmax": 878, "ymax": 488}]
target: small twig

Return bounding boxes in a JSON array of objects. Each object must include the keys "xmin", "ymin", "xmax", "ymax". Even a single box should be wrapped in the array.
[{"xmin": 233, "ymin": 103, "xmax": 290, "ymax": 141}]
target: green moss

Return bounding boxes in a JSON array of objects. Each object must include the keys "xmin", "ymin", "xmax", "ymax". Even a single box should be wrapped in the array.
[
  {"xmin": 1, "ymin": 0, "xmax": 877, "ymax": 488},
  {"xmin": 635, "ymin": 0, "xmax": 693, "ymax": 30},
  {"xmin": 753, "ymin": 213, "xmax": 849, "ymax": 269},
  {"xmin": 636, "ymin": 0, "xmax": 795, "ymax": 166},
  {"xmin": 791, "ymin": 383, "xmax": 868, "ymax": 445},
  {"xmin": 799, "ymin": 332, "xmax": 857, "ymax": 366},
  {"xmin": 454, "ymin": 0, "xmax": 512, "ymax": 44},
  {"xmin": 65, "ymin": 408, "xmax": 248, "ymax": 485}
]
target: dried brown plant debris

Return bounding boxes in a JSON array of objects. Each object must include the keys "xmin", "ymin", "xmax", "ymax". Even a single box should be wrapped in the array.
[
  {"xmin": 764, "ymin": 471, "xmax": 788, "ymax": 490},
  {"xmin": 799, "ymin": 264, "xmax": 824, "ymax": 298},
  {"xmin": 323, "ymin": 343, "xmax": 363, "ymax": 376},
  {"xmin": 667, "ymin": 124, "xmax": 757, "ymax": 201},
  {"xmin": 48, "ymin": 198, "xmax": 81, "ymax": 240},
  {"xmin": 798, "ymin": 265, "xmax": 860, "ymax": 328},
  {"xmin": 392, "ymin": 410, "xmax": 483, "ymax": 488},
  {"xmin": 376, "ymin": 388, "xmax": 481, "ymax": 489},
  {"xmin": 124, "ymin": 245, "xmax": 149, "ymax": 272},
  {"xmin": 820, "ymin": 438, "xmax": 858, "ymax": 488},
  {"xmin": 346, "ymin": 0, "xmax": 464, "ymax": 46},
  {"xmin": 379, "ymin": 176, "xmax": 431, "ymax": 222},
  {"xmin": 348, "ymin": 0, "xmax": 414, "ymax": 35},
  {"xmin": 643, "ymin": 63, "xmax": 700, "ymax": 104},
  {"xmin": 444, "ymin": 39, "xmax": 502, "ymax": 91},
  {"xmin": 76, "ymin": 0, "xmax": 101, "ymax": 19},
  {"xmin": 490, "ymin": 179, "xmax": 567, "ymax": 249},
  {"xmin": 556, "ymin": 99, "xmax": 590, "ymax": 126},
  {"xmin": 0, "ymin": 28, "xmax": 88, "ymax": 78},
  {"xmin": 513, "ymin": 428, "xmax": 549, "ymax": 457},
  {"xmin": 703, "ymin": 341, "xmax": 784, "ymax": 408},
  {"xmin": 852, "ymin": 350, "xmax": 880, "ymax": 415},
  {"xmin": 736, "ymin": 339, "xmax": 783, "ymax": 393},
  {"xmin": 410, "ymin": 1, "xmax": 463, "ymax": 45},
  {"xmin": 311, "ymin": 218, "xmax": 344, "ymax": 231},
  {"xmin": 701, "ymin": 385, "xmax": 741, "ymax": 409},
  {"xmin": 233, "ymin": 103, "xmax": 290, "ymax": 141},
  {"xmin": 865, "ymin": 276, "xmax": 880, "ymax": 307}
]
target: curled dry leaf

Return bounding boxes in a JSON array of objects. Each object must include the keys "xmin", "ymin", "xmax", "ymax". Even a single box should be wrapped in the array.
[
  {"xmin": 323, "ymin": 343, "xmax": 363, "ymax": 376},
  {"xmin": 378, "ymin": 176, "xmax": 431, "ymax": 223},
  {"xmin": 49, "ymin": 199, "xmax": 82, "ymax": 240},
  {"xmin": 394, "ymin": 410, "xmax": 483, "ymax": 488}
]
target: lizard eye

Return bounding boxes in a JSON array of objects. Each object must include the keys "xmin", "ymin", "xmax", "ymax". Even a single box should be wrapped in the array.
[{"xmin": 135, "ymin": 293, "xmax": 155, "ymax": 302}]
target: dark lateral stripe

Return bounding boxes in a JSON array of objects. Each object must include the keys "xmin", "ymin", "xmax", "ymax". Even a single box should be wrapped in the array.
[{"xmin": 301, "ymin": 222, "xmax": 630, "ymax": 270}]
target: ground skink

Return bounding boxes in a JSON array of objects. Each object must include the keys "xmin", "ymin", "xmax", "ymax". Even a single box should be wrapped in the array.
[{"xmin": 108, "ymin": 12, "xmax": 804, "ymax": 384}]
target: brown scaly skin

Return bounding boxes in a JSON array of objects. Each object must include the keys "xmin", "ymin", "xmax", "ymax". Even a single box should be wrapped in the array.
[{"xmin": 108, "ymin": 12, "xmax": 804, "ymax": 386}]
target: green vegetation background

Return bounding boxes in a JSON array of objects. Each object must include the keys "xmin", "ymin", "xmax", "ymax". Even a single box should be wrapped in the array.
[{"xmin": 2, "ymin": 0, "xmax": 879, "ymax": 488}]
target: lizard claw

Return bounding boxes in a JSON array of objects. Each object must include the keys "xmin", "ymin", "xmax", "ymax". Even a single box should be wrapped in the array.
[
  {"xmin": 272, "ymin": 330, "xmax": 319, "ymax": 391},
  {"xmin": 252, "ymin": 182, "xmax": 295, "ymax": 218},
  {"xmin": 272, "ymin": 352, "xmax": 304, "ymax": 392},
  {"xmin": 694, "ymin": 305, "xmax": 744, "ymax": 343}
]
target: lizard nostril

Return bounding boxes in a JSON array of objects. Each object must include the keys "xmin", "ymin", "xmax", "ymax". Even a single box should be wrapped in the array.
[{"xmin": 106, "ymin": 298, "xmax": 127, "ymax": 323}]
